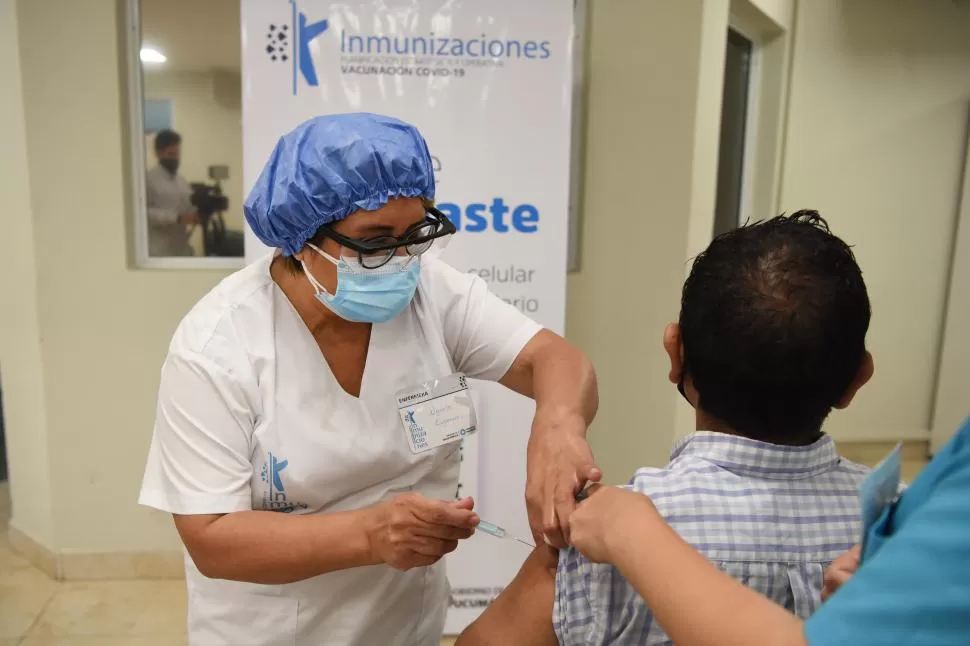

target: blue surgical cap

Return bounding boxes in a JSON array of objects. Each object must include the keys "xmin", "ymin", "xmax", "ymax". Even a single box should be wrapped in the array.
[{"xmin": 244, "ymin": 113, "xmax": 436, "ymax": 256}]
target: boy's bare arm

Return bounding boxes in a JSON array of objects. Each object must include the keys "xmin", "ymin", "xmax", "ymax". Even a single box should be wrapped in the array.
[{"xmin": 456, "ymin": 545, "xmax": 560, "ymax": 646}]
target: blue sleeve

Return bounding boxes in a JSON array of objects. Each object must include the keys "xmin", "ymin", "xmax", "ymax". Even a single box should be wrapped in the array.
[{"xmin": 804, "ymin": 424, "xmax": 970, "ymax": 646}]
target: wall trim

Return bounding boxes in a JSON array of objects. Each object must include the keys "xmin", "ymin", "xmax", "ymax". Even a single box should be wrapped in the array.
[
  {"xmin": 7, "ymin": 521, "xmax": 58, "ymax": 579},
  {"xmin": 7, "ymin": 520, "xmax": 183, "ymax": 580}
]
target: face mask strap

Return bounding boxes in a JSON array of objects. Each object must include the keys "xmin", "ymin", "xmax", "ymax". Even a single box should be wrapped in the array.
[
  {"xmin": 299, "ymin": 258, "xmax": 332, "ymax": 297},
  {"xmin": 307, "ymin": 242, "xmax": 341, "ymax": 267}
]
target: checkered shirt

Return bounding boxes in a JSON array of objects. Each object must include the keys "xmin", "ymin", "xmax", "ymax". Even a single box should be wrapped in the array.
[{"xmin": 554, "ymin": 431, "xmax": 870, "ymax": 645}]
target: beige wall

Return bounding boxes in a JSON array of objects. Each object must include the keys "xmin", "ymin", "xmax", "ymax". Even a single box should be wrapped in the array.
[
  {"xmin": 567, "ymin": 0, "xmax": 714, "ymax": 480},
  {"xmin": 7, "ymin": 0, "xmax": 232, "ymax": 554},
  {"xmin": 568, "ymin": 0, "xmax": 796, "ymax": 472},
  {"xmin": 779, "ymin": 0, "xmax": 970, "ymax": 441},
  {"xmin": 0, "ymin": 0, "xmax": 56, "ymax": 548},
  {"xmin": 143, "ymin": 70, "xmax": 245, "ymax": 234}
]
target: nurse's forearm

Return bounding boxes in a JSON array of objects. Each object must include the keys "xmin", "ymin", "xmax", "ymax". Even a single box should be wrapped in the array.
[
  {"xmin": 503, "ymin": 330, "xmax": 598, "ymax": 428},
  {"xmin": 175, "ymin": 508, "xmax": 376, "ymax": 584},
  {"xmin": 610, "ymin": 512, "xmax": 807, "ymax": 646},
  {"xmin": 533, "ymin": 343, "xmax": 597, "ymax": 428}
]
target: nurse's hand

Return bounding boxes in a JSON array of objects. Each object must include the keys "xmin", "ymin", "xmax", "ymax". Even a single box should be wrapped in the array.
[
  {"xmin": 367, "ymin": 494, "xmax": 479, "ymax": 571},
  {"xmin": 526, "ymin": 412, "xmax": 600, "ymax": 548}
]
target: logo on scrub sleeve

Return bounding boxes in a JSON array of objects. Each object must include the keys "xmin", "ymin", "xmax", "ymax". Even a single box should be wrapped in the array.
[{"xmin": 260, "ymin": 453, "xmax": 308, "ymax": 513}]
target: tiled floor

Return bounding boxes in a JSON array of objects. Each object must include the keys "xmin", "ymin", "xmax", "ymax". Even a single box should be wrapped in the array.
[
  {"xmin": 0, "ymin": 481, "xmax": 188, "ymax": 645},
  {"xmin": 0, "ymin": 442, "xmax": 927, "ymax": 645}
]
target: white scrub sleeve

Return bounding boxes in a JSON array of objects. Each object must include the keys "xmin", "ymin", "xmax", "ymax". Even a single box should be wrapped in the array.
[
  {"xmin": 139, "ymin": 351, "xmax": 256, "ymax": 515},
  {"xmin": 430, "ymin": 259, "xmax": 543, "ymax": 382}
]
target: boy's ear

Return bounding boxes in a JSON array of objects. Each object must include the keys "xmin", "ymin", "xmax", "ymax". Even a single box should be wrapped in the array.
[
  {"xmin": 663, "ymin": 323, "xmax": 684, "ymax": 384},
  {"xmin": 834, "ymin": 351, "xmax": 874, "ymax": 409}
]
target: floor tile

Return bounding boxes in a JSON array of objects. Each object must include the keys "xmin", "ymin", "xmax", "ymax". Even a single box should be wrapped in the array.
[
  {"xmin": 0, "ymin": 566, "xmax": 59, "ymax": 639},
  {"xmin": 30, "ymin": 580, "xmax": 186, "ymax": 637},
  {"xmin": 0, "ymin": 545, "xmax": 30, "ymax": 575}
]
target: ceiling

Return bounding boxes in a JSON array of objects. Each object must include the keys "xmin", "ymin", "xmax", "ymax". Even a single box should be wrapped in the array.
[{"xmin": 141, "ymin": 0, "xmax": 241, "ymax": 72}]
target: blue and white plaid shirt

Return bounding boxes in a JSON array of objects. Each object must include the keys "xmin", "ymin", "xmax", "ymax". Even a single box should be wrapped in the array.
[{"xmin": 554, "ymin": 431, "xmax": 870, "ymax": 646}]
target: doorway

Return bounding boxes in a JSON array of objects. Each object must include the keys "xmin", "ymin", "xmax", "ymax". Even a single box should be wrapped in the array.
[{"xmin": 714, "ymin": 28, "xmax": 754, "ymax": 236}]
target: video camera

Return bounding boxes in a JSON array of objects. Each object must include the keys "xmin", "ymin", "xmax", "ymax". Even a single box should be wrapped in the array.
[
  {"xmin": 189, "ymin": 183, "xmax": 229, "ymax": 218},
  {"xmin": 189, "ymin": 165, "xmax": 243, "ymax": 257}
]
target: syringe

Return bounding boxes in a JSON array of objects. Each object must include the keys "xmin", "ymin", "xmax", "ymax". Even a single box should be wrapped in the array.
[{"xmin": 477, "ymin": 520, "xmax": 535, "ymax": 548}]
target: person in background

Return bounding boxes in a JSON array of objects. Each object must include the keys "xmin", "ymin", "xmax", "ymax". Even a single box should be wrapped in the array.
[
  {"xmin": 566, "ymin": 414, "xmax": 970, "ymax": 646},
  {"xmin": 457, "ymin": 212, "xmax": 874, "ymax": 646},
  {"xmin": 146, "ymin": 129, "xmax": 199, "ymax": 256}
]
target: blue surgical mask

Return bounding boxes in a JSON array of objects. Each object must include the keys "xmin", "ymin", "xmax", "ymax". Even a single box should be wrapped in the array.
[{"xmin": 301, "ymin": 244, "xmax": 420, "ymax": 323}]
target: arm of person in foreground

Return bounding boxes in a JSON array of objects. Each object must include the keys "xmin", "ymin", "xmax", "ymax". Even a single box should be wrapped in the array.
[
  {"xmin": 569, "ymin": 485, "xmax": 806, "ymax": 646},
  {"xmin": 455, "ymin": 545, "xmax": 560, "ymax": 646},
  {"xmin": 500, "ymin": 329, "xmax": 600, "ymax": 545}
]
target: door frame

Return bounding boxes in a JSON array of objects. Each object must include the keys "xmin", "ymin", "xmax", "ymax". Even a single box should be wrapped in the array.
[{"xmin": 930, "ymin": 104, "xmax": 970, "ymax": 454}]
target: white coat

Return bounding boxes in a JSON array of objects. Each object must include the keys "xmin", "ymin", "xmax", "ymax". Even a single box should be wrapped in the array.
[{"xmin": 139, "ymin": 253, "xmax": 540, "ymax": 645}]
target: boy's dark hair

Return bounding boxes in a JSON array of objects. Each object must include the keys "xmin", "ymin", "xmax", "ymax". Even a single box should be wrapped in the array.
[
  {"xmin": 154, "ymin": 129, "xmax": 181, "ymax": 152},
  {"xmin": 680, "ymin": 210, "xmax": 871, "ymax": 445}
]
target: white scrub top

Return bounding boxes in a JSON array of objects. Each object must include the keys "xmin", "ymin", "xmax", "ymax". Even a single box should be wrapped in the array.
[{"xmin": 139, "ymin": 253, "xmax": 541, "ymax": 646}]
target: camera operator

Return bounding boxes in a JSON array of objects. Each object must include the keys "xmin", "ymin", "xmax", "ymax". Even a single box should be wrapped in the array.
[{"xmin": 146, "ymin": 129, "xmax": 199, "ymax": 257}]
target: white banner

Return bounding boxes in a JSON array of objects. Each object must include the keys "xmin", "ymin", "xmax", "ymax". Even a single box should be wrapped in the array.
[{"xmin": 241, "ymin": 0, "xmax": 574, "ymax": 632}]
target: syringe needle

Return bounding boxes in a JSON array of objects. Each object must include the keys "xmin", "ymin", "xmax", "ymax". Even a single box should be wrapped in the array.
[{"xmin": 478, "ymin": 520, "xmax": 535, "ymax": 548}]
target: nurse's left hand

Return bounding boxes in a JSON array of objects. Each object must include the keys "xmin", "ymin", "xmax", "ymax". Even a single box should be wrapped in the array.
[{"xmin": 526, "ymin": 412, "xmax": 600, "ymax": 548}]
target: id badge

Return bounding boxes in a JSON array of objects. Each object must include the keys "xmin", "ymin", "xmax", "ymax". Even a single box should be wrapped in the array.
[
  {"xmin": 859, "ymin": 442, "xmax": 902, "ymax": 556},
  {"xmin": 396, "ymin": 374, "xmax": 477, "ymax": 454}
]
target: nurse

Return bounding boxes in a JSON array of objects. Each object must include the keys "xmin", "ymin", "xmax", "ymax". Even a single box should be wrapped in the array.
[{"xmin": 139, "ymin": 113, "xmax": 599, "ymax": 646}]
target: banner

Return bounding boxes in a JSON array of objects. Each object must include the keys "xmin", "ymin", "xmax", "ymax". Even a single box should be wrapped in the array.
[{"xmin": 241, "ymin": 0, "xmax": 574, "ymax": 632}]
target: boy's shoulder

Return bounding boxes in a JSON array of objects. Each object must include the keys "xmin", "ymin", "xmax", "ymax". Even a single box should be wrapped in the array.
[
  {"xmin": 626, "ymin": 434, "xmax": 871, "ymax": 515},
  {"xmin": 835, "ymin": 456, "xmax": 873, "ymax": 478}
]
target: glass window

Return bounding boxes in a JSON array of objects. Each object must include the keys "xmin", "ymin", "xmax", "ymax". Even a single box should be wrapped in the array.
[{"xmin": 126, "ymin": 0, "xmax": 245, "ymax": 266}]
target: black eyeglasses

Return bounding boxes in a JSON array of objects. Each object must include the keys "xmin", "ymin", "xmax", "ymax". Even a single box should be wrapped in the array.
[{"xmin": 317, "ymin": 206, "xmax": 456, "ymax": 269}]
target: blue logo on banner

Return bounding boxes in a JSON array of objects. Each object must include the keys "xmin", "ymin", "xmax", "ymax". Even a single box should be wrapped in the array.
[
  {"xmin": 265, "ymin": 1, "xmax": 329, "ymax": 95},
  {"xmin": 263, "ymin": 0, "xmax": 553, "ymax": 96}
]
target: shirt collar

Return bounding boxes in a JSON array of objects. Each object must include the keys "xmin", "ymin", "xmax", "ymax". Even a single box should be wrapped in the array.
[{"xmin": 670, "ymin": 431, "xmax": 841, "ymax": 479}]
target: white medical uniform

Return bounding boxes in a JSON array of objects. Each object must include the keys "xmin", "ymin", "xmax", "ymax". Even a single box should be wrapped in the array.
[{"xmin": 139, "ymin": 253, "xmax": 541, "ymax": 646}]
